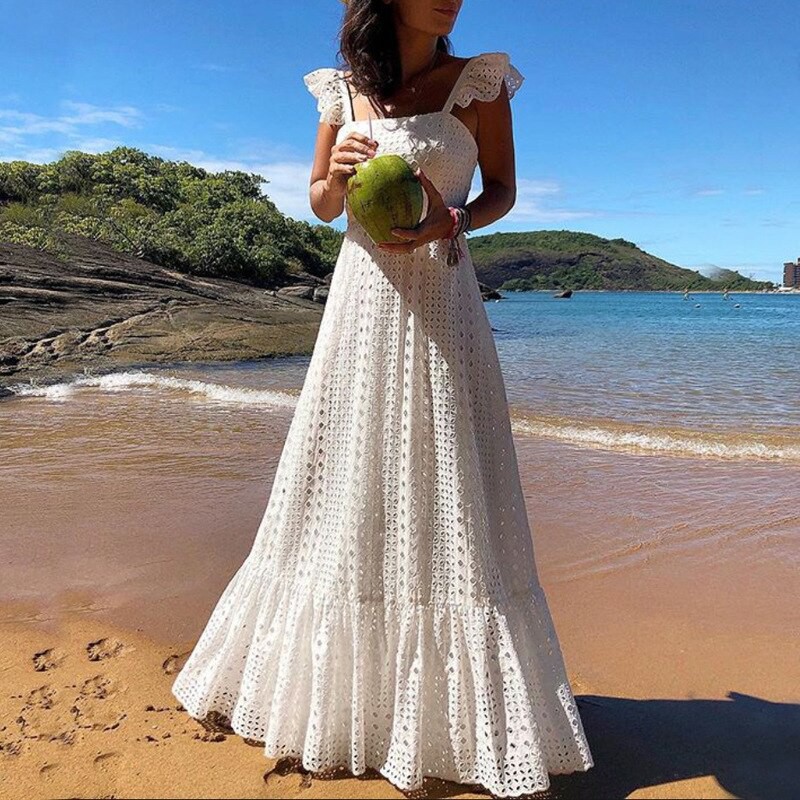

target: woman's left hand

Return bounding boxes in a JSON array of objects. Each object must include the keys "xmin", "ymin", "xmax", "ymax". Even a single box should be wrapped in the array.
[{"xmin": 378, "ymin": 167, "xmax": 452, "ymax": 253}]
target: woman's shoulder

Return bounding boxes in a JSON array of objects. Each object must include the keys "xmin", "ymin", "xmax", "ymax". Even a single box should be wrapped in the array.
[
  {"xmin": 302, "ymin": 67, "xmax": 347, "ymax": 125},
  {"xmin": 449, "ymin": 51, "xmax": 525, "ymax": 107},
  {"xmin": 302, "ymin": 66, "xmax": 344, "ymax": 89},
  {"xmin": 457, "ymin": 51, "xmax": 515, "ymax": 69}
]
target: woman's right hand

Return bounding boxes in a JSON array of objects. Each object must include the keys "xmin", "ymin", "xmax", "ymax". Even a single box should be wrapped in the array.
[{"xmin": 326, "ymin": 131, "xmax": 378, "ymax": 195}]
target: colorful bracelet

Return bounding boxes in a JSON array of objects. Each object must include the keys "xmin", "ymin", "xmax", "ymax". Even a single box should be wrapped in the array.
[
  {"xmin": 445, "ymin": 205, "xmax": 472, "ymax": 266},
  {"xmin": 446, "ymin": 205, "xmax": 472, "ymax": 238}
]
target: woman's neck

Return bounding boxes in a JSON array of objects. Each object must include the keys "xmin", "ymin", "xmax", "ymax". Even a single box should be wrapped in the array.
[{"xmin": 393, "ymin": 32, "xmax": 441, "ymax": 88}]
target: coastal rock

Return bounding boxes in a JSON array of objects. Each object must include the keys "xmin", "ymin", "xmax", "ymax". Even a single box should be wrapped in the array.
[
  {"xmin": 276, "ymin": 285, "xmax": 316, "ymax": 300},
  {"xmin": 0, "ymin": 234, "xmax": 324, "ymax": 386},
  {"xmin": 478, "ymin": 281, "xmax": 503, "ymax": 300},
  {"xmin": 288, "ymin": 271, "xmax": 327, "ymax": 286}
]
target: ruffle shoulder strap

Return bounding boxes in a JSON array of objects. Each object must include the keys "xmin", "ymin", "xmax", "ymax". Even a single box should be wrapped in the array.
[
  {"xmin": 447, "ymin": 51, "xmax": 525, "ymax": 111},
  {"xmin": 302, "ymin": 67, "xmax": 346, "ymax": 125}
]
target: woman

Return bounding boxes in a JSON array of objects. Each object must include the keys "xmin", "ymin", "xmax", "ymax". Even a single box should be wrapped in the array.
[{"xmin": 172, "ymin": 0, "xmax": 595, "ymax": 795}]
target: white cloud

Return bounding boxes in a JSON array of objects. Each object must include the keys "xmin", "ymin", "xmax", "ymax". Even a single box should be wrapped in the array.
[
  {"xmin": 0, "ymin": 100, "xmax": 144, "ymax": 159},
  {"xmin": 0, "ymin": 97, "xmax": 671, "ymax": 231},
  {"xmin": 72, "ymin": 137, "xmax": 127, "ymax": 153},
  {"xmin": 690, "ymin": 187, "xmax": 725, "ymax": 197},
  {"xmin": 0, "ymin": 147, "xmax": 65, "ymax": 164},
  {"xmin": 506, "ymin": 177, "xmax": 606, "ymax": 222},
  {"xmin": 258, "ymin": 161, "xmax": 316, "ymax": 219},
  {"xmin": 146, "ymin": 143, "xmax": 314, "ymax": 220},
  {"xmin": 196, "ymin": 63, "xmax": 236, "ymax": 73},
  {"xmin": 59, "ymin": 101, "xmax": 142, "ymax": 127}
]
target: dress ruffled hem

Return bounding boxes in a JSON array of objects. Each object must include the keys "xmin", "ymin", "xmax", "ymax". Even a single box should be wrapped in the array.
[{"xmin": 171, "ymin": 558, "xmax": 594, "ymax": 797}]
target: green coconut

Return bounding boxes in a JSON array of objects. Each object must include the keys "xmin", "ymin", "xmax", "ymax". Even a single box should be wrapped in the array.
[{"xmin": 346, "ymin": 154, "xmax": 424, "ymax": 244}]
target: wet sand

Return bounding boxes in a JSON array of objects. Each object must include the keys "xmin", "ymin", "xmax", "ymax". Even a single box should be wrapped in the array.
[{"xmin": 1, "ymin": 373, "xmax": 798, "ymax": 798}]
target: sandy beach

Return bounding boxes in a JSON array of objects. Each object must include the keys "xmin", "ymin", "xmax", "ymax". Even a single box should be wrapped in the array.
[
  {"xmin": 2, "ymin": 365, "xmax": 798, "ymax": 799},
  {"xmin": 3, "ymin": 597, "xmax": 777, "ymax": 800}
]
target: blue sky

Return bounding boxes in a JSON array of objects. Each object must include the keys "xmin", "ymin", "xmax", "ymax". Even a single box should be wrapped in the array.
[{"xmin": 2, "ymin": 0, "xmax": 797, "ymax": 282}]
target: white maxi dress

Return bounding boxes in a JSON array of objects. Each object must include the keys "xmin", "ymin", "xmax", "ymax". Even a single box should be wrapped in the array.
[{"xmin": 172, "ymin": 51, "xmax": 595, "ymax": 797}]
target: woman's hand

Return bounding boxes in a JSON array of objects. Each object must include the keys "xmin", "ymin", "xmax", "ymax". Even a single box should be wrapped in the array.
[
  {"xmin": 378, "ymin": 168, "xmax": 452, "ymax": 253},
  {"xmin": 325, "ymin": 131, "xmax": 378, "ymax": 196}
]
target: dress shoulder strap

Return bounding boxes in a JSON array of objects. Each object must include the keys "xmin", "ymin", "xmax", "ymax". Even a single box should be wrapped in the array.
[
  {"xmin": 442, "ymin": 56, "xmax": 479, "ymax": 114},
  {"xmin": 442, "ymin": 52, "xmax": 525, "ymax": 114},
  {"xmin": 339, "ymin": 71, "xmax": 356, "ymax": 124}
]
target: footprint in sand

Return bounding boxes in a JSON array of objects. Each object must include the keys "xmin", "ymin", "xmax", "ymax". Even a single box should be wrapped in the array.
[
  {"xmin": 39, "ymin": 762, "xmax": 60, "ymax": 779},
  {"xmin": 33, "ymin": 648, "xmax": 65, "ymax": 672},
  {"xmin": 23, "ymin": 685, "xmax": 56, "ymax": 710},
  {"xmin": 86, "ymin": 637, "xmax": 130, "ymax": 662},
  {"xmin": 71, "ymin": 675, "xmax": 127, "ymax": 731},
  {"xmin": 93, "ymin": 751, "xmax": 122, "ymax": 770},
  {"xmin": 161, "ymin": 651, "xmax": 191, "ymax": 675},
  {"xmin": 0, "ymin": 736, "xmax": 24, "ymax": 756},
  {"xmin": 263, "ymin": 757, "xmax": 313, "ymax": 789},
  {"xmin": 17, "ymin": 685, "xmax": 77, "ymax": 744}
]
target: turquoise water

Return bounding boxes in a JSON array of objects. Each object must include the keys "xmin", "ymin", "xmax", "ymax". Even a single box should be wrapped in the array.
[
  {"xmin": 7, "ymin": 290, "xmax": 800, "ymax": 463},
  {"xmin": 484, "ymin": 290, "xmax": 800, "ymax": 460}
]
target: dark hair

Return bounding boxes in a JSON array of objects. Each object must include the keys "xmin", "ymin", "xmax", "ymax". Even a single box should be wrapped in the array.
[{"xmin": 337, "ymin": 0, "xmax": 452, "ymax": 102}]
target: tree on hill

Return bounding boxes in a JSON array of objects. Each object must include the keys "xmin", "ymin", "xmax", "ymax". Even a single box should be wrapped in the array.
[{"xmin": 0, "ymin": 147, "xmax": 343, "ymax": 287}]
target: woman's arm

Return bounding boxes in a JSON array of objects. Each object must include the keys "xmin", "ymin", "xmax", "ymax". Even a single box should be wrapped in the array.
[
  {"xmin": 309, "ymin": 122, "xmax": 345, "ymax": 223},
  {"xmin": 467, "ymin": 80, "xmax": 517, "ymax": 231},
  {"xmin": 308, "ymin": 122, "xmax": 378, "ymax": 223}
]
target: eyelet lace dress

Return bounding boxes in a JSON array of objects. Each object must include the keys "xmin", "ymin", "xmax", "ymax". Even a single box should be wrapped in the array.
[{"xmin": 171, "ymin": 51, "xmax": 594, "ymax": 797}]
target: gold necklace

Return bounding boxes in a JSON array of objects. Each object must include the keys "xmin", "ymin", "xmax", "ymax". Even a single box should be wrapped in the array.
[
  {"xmin": 369, "ymin": 49, "xmax": 441, "ymax": 119},
  {"xmin": 402, "ymin": 49, "xmax": 441, "ymax": 95}
]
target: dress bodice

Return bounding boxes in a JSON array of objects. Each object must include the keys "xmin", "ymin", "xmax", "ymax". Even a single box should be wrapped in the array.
[
  {"xmin": 304, "ymin": 52, "xmax": 524, "ymax": 218},
  {"xmin": 336, "ymin": 111, "xmax": 479, "ymax": 209}
]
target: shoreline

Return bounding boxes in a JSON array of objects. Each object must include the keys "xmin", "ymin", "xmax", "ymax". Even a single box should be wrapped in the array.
[
  {"xmin": 6, "ymin": 357, "xmax": 800, "ymax": 466},
  {"xmin": 0, "ymin": 352, "xmax": 314, "ymax": 395},
  {"xmin": 4, "ymin": 286, "xmax": 798, "ymax": 391}
]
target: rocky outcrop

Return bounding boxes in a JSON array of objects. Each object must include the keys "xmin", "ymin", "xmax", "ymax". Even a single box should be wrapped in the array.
[{"xmin": 0, "ymin": 234, "xmax": 324, "ymax": 386}]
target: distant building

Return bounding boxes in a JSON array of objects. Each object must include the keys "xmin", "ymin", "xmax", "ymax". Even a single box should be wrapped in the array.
[{"xmin": 784, "ymin": 258, "xmax": 800, "ymax": 288}]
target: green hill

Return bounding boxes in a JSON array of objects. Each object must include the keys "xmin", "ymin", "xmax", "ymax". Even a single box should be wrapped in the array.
[{"xmin": 468, "ymin": 230, "xmax": 771, "ymax": 291}]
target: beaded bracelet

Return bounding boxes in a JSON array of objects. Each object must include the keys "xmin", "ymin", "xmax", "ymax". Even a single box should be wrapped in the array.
[
  {"xmin": 444, "ymin": 205, "xmax": 472, "ymax": 266},
  {"xmin": 446, "ymin": 205, "xmax": 472, "ymax": 238}
]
